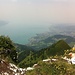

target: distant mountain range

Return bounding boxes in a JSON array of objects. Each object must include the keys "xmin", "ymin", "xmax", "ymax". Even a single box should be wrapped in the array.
[
  {"xmin": 27, "ymin": 24, "xmax": 75, "ymax": 50},
  {"xmin": 27, "ymin": 35, "xmax": 75, "ymax": 50}
]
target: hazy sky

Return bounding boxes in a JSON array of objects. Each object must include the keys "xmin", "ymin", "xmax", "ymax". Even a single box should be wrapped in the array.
[
  {"xmin": 0, "ymin": 0, "xmax": 75, "ymax": 44},
  {"xmin": 0, "ymin": 0, "xmax": 75, "ymax": 24}
]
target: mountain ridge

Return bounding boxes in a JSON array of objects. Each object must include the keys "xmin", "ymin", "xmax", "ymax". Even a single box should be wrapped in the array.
[{"xmin": 18, "ymin": 40, "xmax": 71, "ymax": 68}]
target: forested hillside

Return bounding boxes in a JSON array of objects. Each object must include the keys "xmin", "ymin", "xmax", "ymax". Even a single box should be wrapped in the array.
[
  {"xmin": 15, "ymin": 43, "xmax": 35, "ymax": 63},
  {"xmin": 18, "ymin": 40, "xmax": 71, "ymax": 68}
]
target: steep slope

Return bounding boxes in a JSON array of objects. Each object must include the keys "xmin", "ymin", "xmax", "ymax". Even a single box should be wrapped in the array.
[
  {"xmin": 15, "ymin": 43, "xmax": 34, "ymax": 52},
  {"xmin": 44, "ymin": 40, "xmax": 71, "ymax": 56},
  {"xmin": 15, "ymin": 43, "xmax": 35, "ymax": 63},
  {"xmin": 18, "ymin": 40, "xmax": 71, "ymax": 68},
  {"xmin": 36, "ymin": 40, "xmax": 71, "ymax": 57},
  {"xmin": 0, "ymin": 60, "xmax": 26, "ymax": 75}
]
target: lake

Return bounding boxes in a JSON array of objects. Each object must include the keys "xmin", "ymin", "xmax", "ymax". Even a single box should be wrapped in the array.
[{"xmin": 0, "ymin": 22, "xmax": 50, "ymax": 44}]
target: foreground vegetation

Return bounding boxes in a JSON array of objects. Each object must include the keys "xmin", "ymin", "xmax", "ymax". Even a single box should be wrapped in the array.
[
  {"xmin": 26, "ymin": 58, "xmax": 75, "ymax": 75},
  {"xmin": 0, "ymin": 35, "xmax": 17, "ymax": 63},
  {"xmin": 26, "ymin": 44, "xmax": 75, "ymax": 75},
  {"xmin": 0, "ymin": 35, "xmax": 75, "ymax": 75}
]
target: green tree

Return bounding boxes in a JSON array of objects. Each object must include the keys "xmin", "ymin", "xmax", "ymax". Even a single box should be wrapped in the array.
[{"xmin": 0, "ymin": 35, "xmax": 17, "ymax": 62}]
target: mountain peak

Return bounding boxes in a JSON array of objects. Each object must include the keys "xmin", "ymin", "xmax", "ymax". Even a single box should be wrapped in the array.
[{"xmin": 47, "ymin": 40, "xmax": 71, "ymax": 56}]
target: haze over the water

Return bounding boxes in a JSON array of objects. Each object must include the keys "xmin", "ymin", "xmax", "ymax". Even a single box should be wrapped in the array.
[{"xmin": 0, "ymin": 0, "xmax": 75, "ymax": 44}]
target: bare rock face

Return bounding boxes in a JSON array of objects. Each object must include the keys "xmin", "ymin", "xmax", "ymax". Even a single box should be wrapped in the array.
[{"xmin": 0, "ymin": 60, "xmax": 26, "ymax": 75}]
